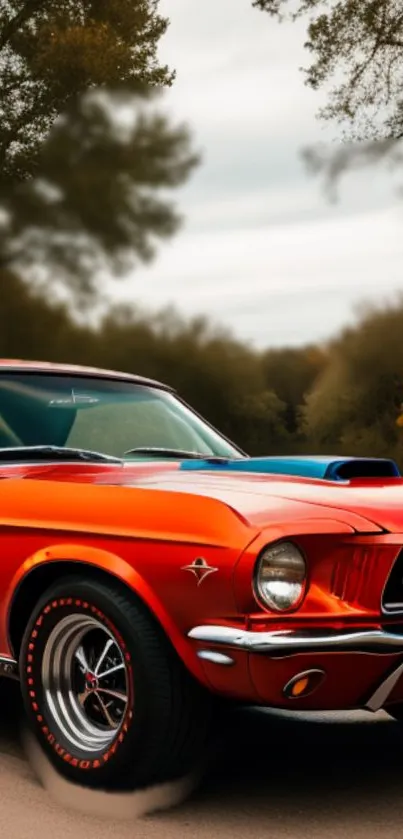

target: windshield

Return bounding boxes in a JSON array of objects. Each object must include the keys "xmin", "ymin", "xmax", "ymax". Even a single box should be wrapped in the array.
[{"xmin": 0, "ymin": 373, "xmax": 242, "ymax": 460}]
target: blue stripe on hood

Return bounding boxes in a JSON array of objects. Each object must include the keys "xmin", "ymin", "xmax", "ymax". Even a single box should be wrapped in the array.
[{"xmin": 180, "ymin": 456, "xmax": 400, "ymax": 481}]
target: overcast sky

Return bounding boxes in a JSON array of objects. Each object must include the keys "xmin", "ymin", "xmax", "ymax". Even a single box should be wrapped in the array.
[{"xmin": 116, "ymin": 0, "xmax": 402, "ymax": 349}]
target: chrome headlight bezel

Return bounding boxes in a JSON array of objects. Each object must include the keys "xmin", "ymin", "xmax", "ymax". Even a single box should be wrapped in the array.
[{"xmin": 253, "ymin": 540, "xmax": 308, "ymax": 613}]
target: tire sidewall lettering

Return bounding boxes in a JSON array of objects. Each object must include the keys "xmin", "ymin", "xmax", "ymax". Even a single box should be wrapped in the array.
[{"xmin": 27, "ymin": 597, "xmax": 134, "ymax": 772}]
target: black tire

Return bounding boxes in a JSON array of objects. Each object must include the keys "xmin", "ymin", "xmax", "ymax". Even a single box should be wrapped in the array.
[{"xmin": 19, "ymin": 575, "xmax": 212, "ymax": 791}]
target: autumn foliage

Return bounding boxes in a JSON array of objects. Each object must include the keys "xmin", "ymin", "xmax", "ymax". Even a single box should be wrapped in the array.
[
  {"xmin": 2, "ymin": 269, "xmax": 403, "ymax": 466},
  {"xmin": 0, "ymin": 0, "xmax": 198, "ymax": 299}
]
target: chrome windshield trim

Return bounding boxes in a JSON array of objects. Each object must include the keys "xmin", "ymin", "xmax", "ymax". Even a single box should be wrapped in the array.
[
  {"xmin": 188, "ymin": 625, "xmax": 403, "ymax": 656},
  {"xmin": 0, "ymin": 461, "xmax": 119, "ymax": 469}
]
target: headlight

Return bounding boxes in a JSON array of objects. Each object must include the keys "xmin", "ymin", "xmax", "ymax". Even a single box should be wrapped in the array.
[{"xmin": 253, "ymin": 541, "xmax": 307, "ymax": 612}]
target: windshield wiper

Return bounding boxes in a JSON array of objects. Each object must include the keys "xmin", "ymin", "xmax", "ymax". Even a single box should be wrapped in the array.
[
  {"xmin": 124, "ymin": 447, "xmax": 230, "ymax": 462},
  {"xmin": 0, "ymin": 446, "xmax": 122, "ymax": 464}
]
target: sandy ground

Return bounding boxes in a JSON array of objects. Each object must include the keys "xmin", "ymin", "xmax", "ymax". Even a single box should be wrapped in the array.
[{"xmin": 1, "ymin": 678, "xmax": 403, "ymax": 839}]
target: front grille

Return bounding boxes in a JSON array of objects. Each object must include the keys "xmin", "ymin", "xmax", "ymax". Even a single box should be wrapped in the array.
[
  {"xmin": 330, "ymin": 545, "xmax": 396, "ymax": 611},
  {"xmin": 382, "ymin": 549, "xmax": 403, "ymax": 612},
  {"xmin": 331, "ymin": 547, "xmax": 374, "ymax": 604}
]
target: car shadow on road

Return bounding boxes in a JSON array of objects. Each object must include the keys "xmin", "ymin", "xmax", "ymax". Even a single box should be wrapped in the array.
[
  {"xmin": 0, "ymin": 678, "xmax": 24, "ymax": 757},
  {"xmin": 160, "ymin": 703, "xmax": 403, "ymax": 833},
  {"xmin": 2, "ymin": 676, "xmax": 403, "ymax": 832}
]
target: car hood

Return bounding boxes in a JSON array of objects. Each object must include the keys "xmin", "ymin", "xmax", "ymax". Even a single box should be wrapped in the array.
[
  {"xmin": 118, "ymin": 465, "xmax": 403, "ymax": 534},
  {"xmin": 7, "ymin": 455, "xmax": 403, "ymax": 535}
]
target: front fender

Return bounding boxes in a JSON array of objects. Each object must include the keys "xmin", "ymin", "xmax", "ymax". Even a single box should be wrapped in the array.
[{"xmin": 6, "ymin": 543, "xmax": 208, "ymax": 684}]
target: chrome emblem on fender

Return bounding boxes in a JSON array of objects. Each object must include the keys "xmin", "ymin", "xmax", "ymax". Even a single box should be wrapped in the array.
[{"xmin": 181, "ymin": 557, "xmax": 218, "ymax": 586}]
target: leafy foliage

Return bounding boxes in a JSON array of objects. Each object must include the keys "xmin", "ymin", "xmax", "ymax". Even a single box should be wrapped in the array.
[
  {"xmin": 0, "ymin": 0, "xmax": 173, "ymax": 180},
  {"xmin": 4, "ymin": 269, "xmax": 403, "ymax": 465},
  {"xmin": 261, "ymin": 345, "xmax": 327, "ymax": 433},
  {"xmin": 254, "ymin": 0, "xmax": 403, "ymax": 184},
  {"xmin": 302, "ymin": 298, "xmax": 403, "ymax": 462},
  {"xmin": 0, "ymin": 1, "xmax": 198, "ymax": 299},
  {"xmin": 1, "ymin": 95, "xmax": 199, "ymax": 298},
  {"xmin": 0, "ymin": 271, "xmax": 294, "ymax": 455}
]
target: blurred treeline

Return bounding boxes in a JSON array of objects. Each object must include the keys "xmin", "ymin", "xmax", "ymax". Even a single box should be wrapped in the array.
[{"xmin": 3, "ymin": 267, "xmax": 403, "ymax": 466}]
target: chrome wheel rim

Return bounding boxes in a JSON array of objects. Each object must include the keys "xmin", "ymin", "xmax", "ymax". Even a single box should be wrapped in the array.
[{"xmin": 41, "ymin": 614, "xmax": 129, "ymax": 754}]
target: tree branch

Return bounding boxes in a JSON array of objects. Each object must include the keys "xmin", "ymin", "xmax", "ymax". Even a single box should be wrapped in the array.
[
  {"xmin": 348, "ymin": 23, "xmax": 386, "ymax": 91},
  {"xmin": 0, "ymin": 0, "xmax": 47, "ymax": 51}
]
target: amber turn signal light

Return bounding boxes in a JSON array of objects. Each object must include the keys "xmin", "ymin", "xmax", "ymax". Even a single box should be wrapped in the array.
[{"xmin": 283, "ymin": 669, "xmax": 326, "ymax": 700}]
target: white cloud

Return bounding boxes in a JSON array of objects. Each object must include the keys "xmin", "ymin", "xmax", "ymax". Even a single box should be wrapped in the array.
[
  {"xmin": 158, "ymin": 0, "xmax": 326, "ymax": 143},
  {"xmin": 113, "ymin": 0, "xmax": 402, "ymax": 349},
  {"xmin": 115, "ymin": 204, "xmax": 402, "ymax": 346},
  {"xmin": 181, "ymin": 170, "xmax": 395, "ymax": 232}
]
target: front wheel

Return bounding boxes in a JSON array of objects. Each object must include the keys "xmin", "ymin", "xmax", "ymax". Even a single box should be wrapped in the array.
[{"xmin": 19, "ymin": 575, "xmax": 211, "ymax": 790}]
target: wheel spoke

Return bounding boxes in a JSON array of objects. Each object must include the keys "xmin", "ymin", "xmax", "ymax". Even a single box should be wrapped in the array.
[
  {"xmin": 41, "ymin": 613, "xmax": 129, "ymax": 754},
  {"xmin": 97, "ymin": 663, "xmax": 125, "ymax": 679},
  {"xmin": 94, "ymin": 638, "xmax": 114, "ymax": 675},
  {"xmin": 97, "ymin": 687, "xmax": 128, "ymax": 704},
  {"xmin": 78, "ymin": 689, "xmax": 90, "ymax": 707},
  {"xmin": 94, "ymin": 691, "xmax": 118, "ymax": 729},
  {"xmin": 75, "ymin": 645, "xmax": 91, "ymax": 674}
]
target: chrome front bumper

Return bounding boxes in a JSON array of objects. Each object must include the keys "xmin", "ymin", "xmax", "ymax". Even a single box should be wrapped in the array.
[
  {"xmin": 188, "ymin": 625, "xmax": 403, "ymax": 656},
  {"xmin": 189, "ymin": 624, "xmax": 403, "ymax": 711}
]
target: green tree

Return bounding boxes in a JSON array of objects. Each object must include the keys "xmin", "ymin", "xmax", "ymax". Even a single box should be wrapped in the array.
[
  {"xmin": 0, "ymin": 267, "xmax": 96, "ymax": 359},
  {"xmin": 0, "ymin": 278, "xmax": 293, "ymax": 455},
  {"xmin": 301, "ymin": 298, "xmax": 403, "ymax": 465},
  {"xmin": 261, "ymin": 345, "xmax": 327, "ymax": 433},
  {"xmin": 0, "ymin": 0, "xmax": 173, "ymax": 181},
  {"xmin": 93, "ymin": 308, "xmax": 284, "ymax": 453},
  {"xmin": 254, "ymin": 0, "xmax": 403, "ymax": 187},
  {"xmin": 230, "ymin": 389, "xmax": 289, "ymax": 455},
  {"xmin": 0, "ymin": 1, "xmax": 198, "ymax": 299}
]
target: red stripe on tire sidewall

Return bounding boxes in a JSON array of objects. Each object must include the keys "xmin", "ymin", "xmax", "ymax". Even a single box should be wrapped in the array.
[{"xmin": 25, "ymin": 597, "xmax": 134, "ymax": 771}]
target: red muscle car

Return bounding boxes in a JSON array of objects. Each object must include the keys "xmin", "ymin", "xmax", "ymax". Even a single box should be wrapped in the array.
[{"xmin": 1, "ymin": 359, "xmax": 403, "ymax": 791}]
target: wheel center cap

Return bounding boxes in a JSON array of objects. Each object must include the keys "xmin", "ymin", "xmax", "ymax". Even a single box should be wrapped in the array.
[{"xmin": 85, "ymin": 672, "xmax": 98, "ymax": 691}]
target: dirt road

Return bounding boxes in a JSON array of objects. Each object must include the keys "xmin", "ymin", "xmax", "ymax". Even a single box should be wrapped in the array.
[{"xmin": 1, "ymin": 678, "xmax": 403, "ymax": 839}]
